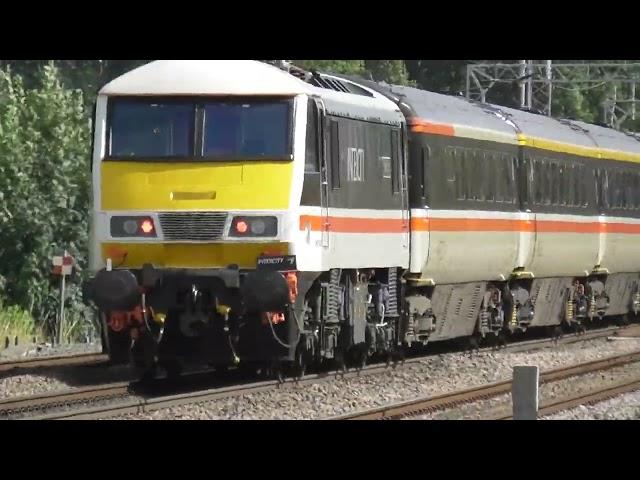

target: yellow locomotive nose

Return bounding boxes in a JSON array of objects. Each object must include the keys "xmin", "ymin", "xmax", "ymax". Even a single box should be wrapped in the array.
[{"xmin": 101, "ymin": 161, "xmax": 293, "ymax": 212}]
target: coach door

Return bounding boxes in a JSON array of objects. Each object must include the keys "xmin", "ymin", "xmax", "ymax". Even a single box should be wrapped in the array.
[
  {"xmin": 400, "ymin": 124, "xmax": 410, "ymax": 249},
  {"xmin": 314, "ymin": 97, "xmax": 330, "ymax": 248}
]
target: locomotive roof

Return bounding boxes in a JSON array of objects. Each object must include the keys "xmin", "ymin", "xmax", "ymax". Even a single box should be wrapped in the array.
[{"xmin": 99, "ymin": 60, "xmax": 404, "ymax": 126}]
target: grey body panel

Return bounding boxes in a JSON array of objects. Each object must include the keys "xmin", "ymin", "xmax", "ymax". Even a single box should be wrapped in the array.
[
  {"xmin": 389, "ymin": 85, "xmax": 518, "ymax": 137},
  {"xmin": 529, "ymin": 277, "xmax": 573, "ymax": 327},
  {"xmin": 604, "ymin": 273, "xmax": 639, "ymax": 316},
  {"xmin": 569, "ymin": 120, "xmax": 640, "ymax": 155},
  {"xmin": 429, "ymin": 282, "xmax": 486, "ymax": 341}
]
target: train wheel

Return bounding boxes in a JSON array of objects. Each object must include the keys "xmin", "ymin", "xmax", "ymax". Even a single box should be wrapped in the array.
[
  {"xmin": 293, "ymin": 346, "xmax": 308, "ymax": 379},
  {"xmin": 159, "ymin": 356, "xmax": 183, "ymax": 379},
  {"xmin": 106, "ymin": 329, "xmax": 132, "ymax": 365},
  {"xmin": 553, "ymin": 325, "xmax": 563, "ymax": 342},
  {"xmin": 132, "ymin": 331, "xmax": 156, "ymax": 369},
  {"xmin": 574, "ymin": 323, "xmax": 586, "ymax": 336},
  {"xmin": 497, "ymin": 331, "xmax": 508, "ymax": 348},
  {"xmin": 269, "ymin": 359, "xmax": 284, "ymax": 383},
  {"xmin": 618, "ymin": 314, "xmax": 631, "ymax": 327},
  {"xmin": 335, "ymin": 350, "xmax": 347, "ymax": 375},
  {"xmin": 385, "ymin": 350, "xmax": 393, "ymax": 368},
  {"xmin": 99, "ymin": 312, "xmax": 130, "ymax": 365},
  {"xmin": 355, "ymin": 346, "xmax": 368, "ymax": 370},
  {"xmin": 467, "ymin": 333, "xmax": 482, "ymax": 354}
]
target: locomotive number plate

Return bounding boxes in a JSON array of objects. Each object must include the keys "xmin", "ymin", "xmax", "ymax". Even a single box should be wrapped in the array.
[{"xmin": 257, "ymin": 255, "xmax": 297, "ymax": 272}]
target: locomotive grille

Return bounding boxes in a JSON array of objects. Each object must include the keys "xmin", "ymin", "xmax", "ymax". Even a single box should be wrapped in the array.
[{"xmin": 158, "ymin": 212, "xmax": 228, "ymax": 241}]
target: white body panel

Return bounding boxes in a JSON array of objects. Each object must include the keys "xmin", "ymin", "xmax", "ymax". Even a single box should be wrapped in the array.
[
  {"xmin": 599, "ymin": 216, "xmax": 640, "ymax": 273},
  {"xmin": 517, "ymin": 211, "xmax": 536, "ymax": 268},
  {"xmin": 423, "ymin": 210, "xmax": 520, "ymax": 284},
  {"xmin": 527, "ymin": 213, "xmax": 599, "ymax": 278},
  {"xmin": 409, "ymin": 208, "xmax": 640, "ymax": 285},
  {"xmin": 295, "ymin": 207, "xmax": 410, "ymax": 272},
  {"xmin": 409, "ymin": 209, "xmax": 429, "ymax": 274}
]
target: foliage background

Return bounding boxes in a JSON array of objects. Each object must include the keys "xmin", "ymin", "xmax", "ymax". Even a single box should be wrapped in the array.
[{"xmin": 0, "ymin": 59, "xmax": 637, "ymax": 342}]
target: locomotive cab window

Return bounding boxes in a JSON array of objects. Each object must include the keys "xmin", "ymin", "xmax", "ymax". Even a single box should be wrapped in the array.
[
  {"xmin": 108, "ymin": 99, "xmax": 195, "ymax": 158},
  {"xmin": 106, "ymin": 97, "xmax": 293, "ymax": 161},
  {"xmin": 202, "ymin": 99, "xmax": 292, "ymax": 159}
]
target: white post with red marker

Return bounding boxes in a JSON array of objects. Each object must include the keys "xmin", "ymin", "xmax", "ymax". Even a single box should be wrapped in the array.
[{"xmin": 52, "ymin": 251, "xmax": 74, "ymax": 345}]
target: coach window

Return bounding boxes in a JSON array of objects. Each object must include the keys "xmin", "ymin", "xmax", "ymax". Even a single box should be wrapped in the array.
[
  {"xmin": 472, "ymin": 151, "xmax": 484, "ymax": 201},
  {"xmin": 618, "ymin": 172, "xmax": 624, "ymax": 209},
  {"xmin": 558, "ymin": 165, "xmax": 565, "ymax": 206},
  {"xmin": 503, "ymin": 154, "xmax": 513, "ymax": 204},
  {"xmin": 533, "ymin": 158, "xmax": 543, "ymax": 205},
  {"xmin": 456, "ymin": 149, "xmax": 467, "ymax": 201},
  {"xmin": 567, "ymin": 165, "xmax": 576, "ymax": 207},
  {"xmin": 445, "ymin": 147, "xmax": 458, "ymax": 201},
  {"xmin": 612, "ymin": 171, "xmax": 622, "ymax": 209},
  {"xmin": 579, "ymin": 165, "xmax": 587, "ymax": 207},
  {"xmin": 625, "ymin": 172, "xmax": 630, "ymax": 209},
  {"xmin": 540, "ymin": 161, "xmax": 549, "ymax": 205},
  {"xmin": 601, "ymin": 169, "xmax": 609, "ymax": 210},
  {"xmin": 484, "ymin": 152, "xmax": 495, "ymax": 202},
  {"xmin": 549, "ymin": 162, "xmax": 557, "ymax": 205},
  {"xmin": 455, "ymin": 149, "xmax": 465, "ymax": 200},
  {"xmin": 626, "ymin": 172, "xmax": 635, "ymax": 210},
  {"xmin": 560, "ymin": 163, "xmax": 571, "ymax": 206},
  {"xmin": 493, "ymin": 154, "xmax": 503, "ymax": 203},
  {"xmin": 574, "ymin": 166, "xmax": 580, "ymax": 207}
]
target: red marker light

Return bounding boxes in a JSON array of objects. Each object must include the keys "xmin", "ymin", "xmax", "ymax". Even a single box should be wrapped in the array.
[
  {"xmin": 140, "ymin": 219, "xmax": 154, "ymax": 234},
  {"xmin": 235, "ymin": 220, "xmax": 248, "ymax": 234}
]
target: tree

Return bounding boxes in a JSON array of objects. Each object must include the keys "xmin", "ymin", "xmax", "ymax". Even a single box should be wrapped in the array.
[
  {"xmin": 405, "ymin": 60, "xmax": 469, "ymax": 93},
  {"xmin": 293, "ymin": 60, "xmax": 367, "ymax": 77},
  {"xmin": 293, "ymin": 60, "xmax": 412, "ymax": 85},
  {"xmin": 0, "ymin": 63, "xmax": 91, "ymax": 336},
  {"xmin": 364, "ymin": 60, "xmax": 411, "ymax": 85},
  {"xmin": 0, "ymin": 60, "xmax": 149, "ymax": 109}
]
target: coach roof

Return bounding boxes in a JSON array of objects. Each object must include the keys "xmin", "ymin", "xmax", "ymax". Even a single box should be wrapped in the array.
[{"xmin": 364, "ymin": 79, "xmax": 640, "ymax": 161}]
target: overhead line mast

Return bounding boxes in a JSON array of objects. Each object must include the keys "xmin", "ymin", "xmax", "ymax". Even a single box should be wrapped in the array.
[{"xmin": 466, "ymin": 61, "xmax": 640, "ymax": 130}]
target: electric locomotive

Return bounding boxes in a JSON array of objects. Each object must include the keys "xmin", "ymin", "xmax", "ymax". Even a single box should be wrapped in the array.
[{"xmin": 84, "ymin": 60, "xmax": 408, "ymax": 375}]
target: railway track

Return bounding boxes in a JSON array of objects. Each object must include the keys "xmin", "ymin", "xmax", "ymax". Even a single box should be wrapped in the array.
[
  {"xmin": 493, "ymin": 377, "xmax": 640, "ymax": 420},
  {"xmin": 1, "ymin": 324, "xmax": 630, "ymax": 420},
  {"xmin": 0, "ymin": 352, "xmax": 108, "ymax": 374},
  {"xmin": 330, "ymin": 348, "xmax": 640, "ymax": 420}
]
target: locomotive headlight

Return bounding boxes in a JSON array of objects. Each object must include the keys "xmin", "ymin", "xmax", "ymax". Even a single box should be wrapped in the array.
[
  {"xmin": 230, "ymin": 216, "xmax": 277, "ymax": 237},
  {"xmin": 110, "ymin": 216, "xmax": 157, "ymax": 238},
  {"xmin": 123, "ymin": 219, "xmax": 138, "ymax": 235},
  {"xmin": 250, "ymin": 219, "xmax": 266, "ymax": 235}
]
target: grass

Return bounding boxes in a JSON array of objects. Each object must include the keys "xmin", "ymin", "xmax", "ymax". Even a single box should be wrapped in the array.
[
  {"xmin": 0, "ymin": 303, "xmax": 37, "ymax": 348},
  {"xmin": 0, "ymin": 296, "xmax": 100, "ymax": 348},
  {"xmin": 61, "ymin": 307, "xmax": 100, "ymax": 344}
]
